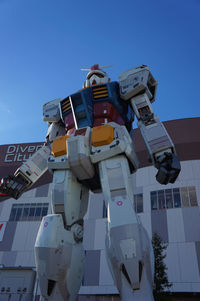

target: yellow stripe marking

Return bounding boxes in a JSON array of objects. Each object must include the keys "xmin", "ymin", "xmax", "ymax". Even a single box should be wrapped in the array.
[
  {"xmin": 93, "ymin": 90, "xmax": 108, "ymax": 95},
  {"xmin": 93, "ymin": 94, "xmax": 108, "ymax": 99},
  {"xmin": 92, "ymin": 86, "xmax": 107, "ymax": 91}
]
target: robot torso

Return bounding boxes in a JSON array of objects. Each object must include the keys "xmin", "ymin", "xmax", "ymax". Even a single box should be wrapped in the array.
[{"xmin": 60, "ymin": 81, "xmax": 134, "ymax": 133}]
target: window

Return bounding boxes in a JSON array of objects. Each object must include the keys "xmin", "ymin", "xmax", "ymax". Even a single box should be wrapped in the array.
[
  {"xmin": 102, "ymin": 201, "xmax": 107, "ymax": 218},
  {"xmin": 188, "ymin": 186, "xmax": 198, "ymax": 206},
  {"xmin": 165, "ymin": 189, "xmax": 173, "ymax": 209},
  {"xmin": 173, "ymin": 188, "xmax": 181, "ymax": 208},
  {"xmin": 134, "ymin": 193, "xmax": 143, "ymax": 213},
  {"xmin": 158, "ymin": 190, "xmax": 165, "ymax": 209},
  {"xmin": 151, "ymin": 191, "xmax": 158, "ymax": 210},
  {"xmin": 180, "ymin": 187, "xmax": 189, "ymax": 207},
  {"xmin": 9, "ymin": 203, "xmax": 49, "ymax": 222},
  {"xmin": 150, "ymin": 186, "xmax": 198, "ymax": 211}
]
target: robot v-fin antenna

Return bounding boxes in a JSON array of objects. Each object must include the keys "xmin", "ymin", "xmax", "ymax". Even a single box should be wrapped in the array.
[{"xmin": 81, "ymin": 64, "xmax": 112, "ymax": 71}]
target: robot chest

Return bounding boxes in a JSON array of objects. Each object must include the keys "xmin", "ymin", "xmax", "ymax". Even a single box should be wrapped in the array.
[{"xmin": 60, "ymin": 83, "xmax": 126, "ymax": 130}]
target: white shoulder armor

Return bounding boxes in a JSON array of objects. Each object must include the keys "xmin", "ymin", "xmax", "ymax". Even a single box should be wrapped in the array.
[
  {"xmin": 118, "ymin": 65, "xmax": 157, "ymax": 102},
  {"xmin": 43, "ymin": 98, "xmax": 62, "ymax": 122}
]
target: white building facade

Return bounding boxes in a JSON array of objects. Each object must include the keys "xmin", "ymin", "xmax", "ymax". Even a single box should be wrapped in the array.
[{"xmin": 0, "ymin": 117, "xmax": 199, "ymax": 300}]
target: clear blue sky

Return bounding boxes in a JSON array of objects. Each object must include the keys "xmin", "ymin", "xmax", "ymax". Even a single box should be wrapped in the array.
[{"xmin": 0, "ymin": 0, "xmax": 199, "ymax": 144}]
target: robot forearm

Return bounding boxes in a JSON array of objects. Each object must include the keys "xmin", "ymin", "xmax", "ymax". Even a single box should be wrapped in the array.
[
  {"xmin": 15, "ymin": 144, "xmax": 51, "ymax": 186},
  {"xmin": 137, "ymin": 111, "xmax": 175, "ymax": 164},
  {"xmin": 0, "ymin": 145, "xmax": 51, "ymax": 200},
  {"xmin": 131, "ymin": 92, "xmax": 181, "ymax": 184}
]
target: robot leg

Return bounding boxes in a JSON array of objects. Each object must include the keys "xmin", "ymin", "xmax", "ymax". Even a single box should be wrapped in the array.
[
  {"xmin": 35, "ymin": 169, "xmax": 89, "ymax": 301},
  {"xmin": 99, "ymin": 155, "xmax": 154, "ymax": 301}
]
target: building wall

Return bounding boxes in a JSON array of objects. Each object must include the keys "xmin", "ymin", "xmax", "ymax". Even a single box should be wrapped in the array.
[
  {"xmin": 80, "ymin": 159, "xmax": 200, "ymax": 294},
  {"xmin": 0, "ymin": 118, "xmax": 200, "ymax": 299}
]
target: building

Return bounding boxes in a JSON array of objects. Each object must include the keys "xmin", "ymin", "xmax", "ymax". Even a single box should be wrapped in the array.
[{"xmin": 0, "ymin": 117, "xmax": 199, "ymax": 300}]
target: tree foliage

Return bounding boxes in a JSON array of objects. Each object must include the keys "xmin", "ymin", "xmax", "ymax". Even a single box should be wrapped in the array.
[{"xmin": 152, "ymin": 232, "xmax": 172, "ymax": 294}]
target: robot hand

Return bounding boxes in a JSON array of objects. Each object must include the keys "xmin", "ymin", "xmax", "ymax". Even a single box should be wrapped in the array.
[
  {"xmin": 0, "ymin": 175, "xmax": 29, "ymax": 200},
  {"xmin": 155, "ymin": 152, "xmax": 181, "ymax": 185}
]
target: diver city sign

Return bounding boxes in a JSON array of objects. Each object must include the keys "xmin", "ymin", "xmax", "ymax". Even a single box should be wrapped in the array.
[{"xmin": 4, "ymin": 144, "xmax": 43, "ymax": 163}]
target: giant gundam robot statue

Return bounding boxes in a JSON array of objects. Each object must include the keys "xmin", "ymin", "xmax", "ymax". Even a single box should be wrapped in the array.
[{"xmin": 0, "ymin": 64, "xmax": 181, "ymax": 301}]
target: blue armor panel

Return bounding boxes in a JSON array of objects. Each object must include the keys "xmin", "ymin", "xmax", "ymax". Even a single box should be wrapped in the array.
[{"xmin": 60, "ymin": 82, "xmax": 134, "ymax": 131}]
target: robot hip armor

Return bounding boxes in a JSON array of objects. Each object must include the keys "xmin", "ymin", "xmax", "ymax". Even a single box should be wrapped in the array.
[{"xmin": 48, "ymin": 122, "xmax": 139, "ymax": 183}]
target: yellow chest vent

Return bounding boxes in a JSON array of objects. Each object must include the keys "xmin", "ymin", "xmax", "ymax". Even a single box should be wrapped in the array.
[
  {"xmin": 61, "ymin": 97, "xmax": 71, "ymax": 114},
  {"xmin": 92, "ymin": 85, "xmax": 109, "ymax": 99}
]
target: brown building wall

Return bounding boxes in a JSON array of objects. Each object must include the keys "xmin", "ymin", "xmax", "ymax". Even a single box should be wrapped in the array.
[{"xmin": 0, "ymin": 117, "xmax": 199, "ymax": 196}]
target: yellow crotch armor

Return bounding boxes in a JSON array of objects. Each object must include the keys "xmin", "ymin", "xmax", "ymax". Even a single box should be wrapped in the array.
[
  {"xmin": 51, "ymin": 135, "xmax": 70, "ymax": 157},
  {"xmin": 92, "ymin": 124, "xmax": 114, "ymax": 147}
]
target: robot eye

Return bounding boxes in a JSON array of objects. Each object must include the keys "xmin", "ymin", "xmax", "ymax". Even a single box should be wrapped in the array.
[
  {"xmin": 88, "ymin": 73, "xmax": 104, "ymax": 79},
  {"xmin": 96, "ymin": 73, "xmax": 104, "ymax": 78}
]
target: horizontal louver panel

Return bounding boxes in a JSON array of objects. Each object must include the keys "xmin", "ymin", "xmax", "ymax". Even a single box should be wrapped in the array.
[
  {"xmin": 61, "ymin": 97, "xmax": 71, "ymax": 113},
  {"xmin": 92, "ymin": 85, "xmax": 108, "ymax": 99}
]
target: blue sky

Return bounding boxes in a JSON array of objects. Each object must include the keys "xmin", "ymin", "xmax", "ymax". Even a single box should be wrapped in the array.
[{"xmin": 0, "ymin": 0, "xmax": 199, "ymax": 144}]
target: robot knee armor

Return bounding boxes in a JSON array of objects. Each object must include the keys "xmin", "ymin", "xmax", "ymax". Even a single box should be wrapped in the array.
[
  {"xmin": 35, "ymin": 214, "xmax": 85, "ymax": 300},
  {"xmin": 106, "ymin": 222, "xmax": 150, "ymax": 291}
]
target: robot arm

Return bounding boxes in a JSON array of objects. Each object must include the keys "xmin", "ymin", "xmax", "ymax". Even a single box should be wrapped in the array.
[
  {"xmin": 0, "ymin": 98, "xmax": 66, "ymax": 200},
  {"xmin": 0, "ymin": 144, "xmax": 51, "ymax": 200},
  {"xmin": 119, "ymin": 65, "xmax": 181, "ymax": 185}
]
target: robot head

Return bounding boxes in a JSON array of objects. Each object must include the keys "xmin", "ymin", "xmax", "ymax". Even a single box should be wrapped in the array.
[{"xmin": 82, "ymin": 64, "xmax": 111, "ymax": 88}]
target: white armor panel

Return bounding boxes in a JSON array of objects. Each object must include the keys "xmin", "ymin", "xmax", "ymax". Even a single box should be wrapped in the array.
[
  {"xmin": 91, "ymin": 122, "xmax": 139, "ymax": 172},
  {"xmin": 35, "ymin": 214, "xmax": 85, "ymax": 301},
  {"xmin": 51, "ymin": 169, "xmax": 89, "ymax": 226},
  {"xmin": 130, "ymin": 92, "xmax": 154, "ymax": 120},
  {"xmin": 43, "ymin": 98, "xmax": 62, "ymax": 123},
  {"xmin": 67, "ymin": 127, "xmax": 95, "ymax": 180},
  {"xmin": 46, "ymin": 122, "xmax": 66, "ymax": 143},
  {"xmin": 14, "ymin": 145, "xmax": 51, "ymax": 185},
  {"xmin": 118, "ymin": 65, "xmax": 157, "ymax": 102},
  {"xmin": 138, "ymin": 115, "xmax": 175, "ymax": 164}
]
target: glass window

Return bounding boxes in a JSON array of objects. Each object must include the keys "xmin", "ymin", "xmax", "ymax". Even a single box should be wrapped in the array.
[
  {"xmin": 21, "ymin": 206, "xmax": 30, "ymax": 221},
  {"xmin": 151, "ymin": 186, "xmax": 198, "ymax": 211},
  {"xmin": 165, "ymin": 189, "xmax": 173, "ymax": 209},
  {"xmin": 15, "ymin": 204, "xmax": 24, "ymax": 221},
  {"xmin": 158, "ymin": 190, "xmax": 165, "ymax": 209},
  {"xmin": 133, "ymin": 195, "xmax": 137, "ymax": 212},
  {"xmin": 188, "ymin": 186, "xmax": 198, "ymax": 207},
  {"xmin": 29, "ymin": 207, "xmax": 35, "ymax": 215},
  {"xmin": 102, "ymin": 201, "xmax": 107, "ymax": 218},
  {"xmin": 151, "ymin": 191, "xmax": 158, "ymax": 210},
  {"xmin": 9, "ymin": 207, "xmax": 17, "ymax": 221},
  {"xmin": 173, "ymin": 188, "xmax": 181, "ymax": 208},
  {"xmin": 9, "ymin": 203, "xmax": 49, "ymax": 222},
  {"xmin": 41, "ymin": 206, "xmax": 48, "ymax": 217},
  {"xmin": 136, "ymin": 194, "xmax": 143, "ymax": 213},
  {"xmin": 35, "ymin": 207, "xmax": 42, "ymax": 220},
  {"xmin": 180, "ymin": 187, "xmax": 189, "ymax": 207}
]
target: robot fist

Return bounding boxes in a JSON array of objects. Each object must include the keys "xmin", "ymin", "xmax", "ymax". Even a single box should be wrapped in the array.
[
  {"xmin": 0, "ymin": 175, "xmax": 29, "ymax": 200},
  {"xmin": 155, "ymin": 152, "xmax": 181, "ymax": 185}
]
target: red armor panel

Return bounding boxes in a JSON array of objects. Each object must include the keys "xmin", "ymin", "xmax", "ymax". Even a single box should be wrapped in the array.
[
  {"xmin": 64, "ymin": 113, "xmax": 75, "ymax": 130},
  {"xmin": 93, "ymin": 102, "xmax": 124, "ymax": 126},
  {"xmin": 65, "ymin": 102, "xmax": 125, "ymax": 132}
]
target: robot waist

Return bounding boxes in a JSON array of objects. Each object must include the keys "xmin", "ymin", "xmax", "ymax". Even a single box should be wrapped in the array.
[
  {"xmin": 51, "ymin": 124, "xmax": 115, "ymax": 158},
  {"xmin": 49, "ymin": 123, "xmax": 139, "ymax": 179}
]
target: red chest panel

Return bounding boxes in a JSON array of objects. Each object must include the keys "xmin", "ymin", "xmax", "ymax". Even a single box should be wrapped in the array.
[
  {"xmin": 65, "ymin": 113, "xmax": 75, "ymax": 131},
  {"xmin": 93, "ymin": 102, "xmax": 124, "ymax": 127},
  {"xmin": 65, "ymin": 101, "xmax": 125, "ymax": 133}
]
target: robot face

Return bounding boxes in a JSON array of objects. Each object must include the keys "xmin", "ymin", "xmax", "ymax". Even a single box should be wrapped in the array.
[{"xmin": 84, "ymin": 69, "xmax": 111, "ymax": 88}]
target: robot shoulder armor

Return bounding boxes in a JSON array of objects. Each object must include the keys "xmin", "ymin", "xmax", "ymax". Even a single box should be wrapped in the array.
[
  {"xmin": 118, "ymin": 65, "xmax": 157, "ymax": 102},
  {"xmin": 43, "ymin": 98, "xmax": 62, "ymax": 122}
]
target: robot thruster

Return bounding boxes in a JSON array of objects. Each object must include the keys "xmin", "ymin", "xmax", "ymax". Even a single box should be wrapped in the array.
[{"xmin": 0, "ymin": 64, "xmax": 181, "ymax": 301}]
